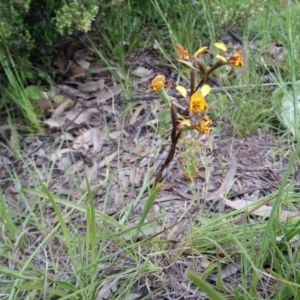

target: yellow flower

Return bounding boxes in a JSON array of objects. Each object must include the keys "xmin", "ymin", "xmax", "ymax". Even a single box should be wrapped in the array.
[
  {"xmin": 228, "ymin": 48, "xmax": 244, "ymax": 67},
  {"xmin": 214, "ymin": 42, "xmax": 228, "ymax": 52},
  {"xmin": 176, "ymin": 85, "xmax": 187, "ymax": 98},
  {"xmin": 195, "ymin": 114, "xmax": 213, "ymax": 134},
  {"xmin": 177, "ymin": 118, "xmax": 192, "ymax": 129},
  {"xmin": 149, "ymin": 75, "xmax": 166, "ymax": 91},
  {"xmin": 214, "ymin": 42, "xmax": 244, "ymax": 67},
  {"xmin": 189, "ymin": 92, "xmax": 208, "ymax": 112},
  {"xmin": 176, "ymin": 44, "xmax": 189, "ymax": 60},
  {"xmin": 188, "ymin": 85, "xmax": 211, "ymax": 113},
  {"xmin": 194, "ymin": 46, "xmax": 208, "ymax": 58}
]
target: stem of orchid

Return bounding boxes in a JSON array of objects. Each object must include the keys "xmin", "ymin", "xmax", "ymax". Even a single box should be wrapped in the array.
[
  {"xmin": 190, "ymin": 70, "xmax": 195, "ymax": 95},
  {"xmin": 155, "ymin": 128, "xmax": 183, "ymax": 184},
  {"xmin": 193, "ymin": 60, "xmax": 224, "ymax": 95},
  {"xmin": 158, "ymin": 88, "xmax": 171, "ymax": 107}
]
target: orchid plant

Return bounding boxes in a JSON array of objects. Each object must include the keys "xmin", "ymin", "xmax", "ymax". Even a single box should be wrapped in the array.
[{"xmin": 150, "ymin": 42, "xmax": 243, "ymax": 183}]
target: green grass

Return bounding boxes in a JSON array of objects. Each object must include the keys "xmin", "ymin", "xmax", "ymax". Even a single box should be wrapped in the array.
[
  {"xmin": 1, "ymin": 0, "xmax": 300, "ymax": 299},
  {"xmin": 0, "ymin": 49, "xmax": 42, "ymax": 133}
]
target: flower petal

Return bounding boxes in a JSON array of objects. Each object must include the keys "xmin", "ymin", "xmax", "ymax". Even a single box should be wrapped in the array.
[
  {"xmin": 214, "ymin": 42, "xmax": 227, "ymax": 52},
  {"xmin": 194, "ymin": 46, "xmax": 208, "ymax": 58},
  {"xmin": 176, "ymin": 85, "xmax": 187, "ymax": 98},
  {"xmin": 178, "ymin": 118, "xmax": 192, "ymax": 127},
  {"xmin": 216, "ymin": 55, "xmax": 228, "ymax": 62},
  {"xmin": 195, "ymin": 114, "xmax": 213, "ymax": 134},
  {"xmin": 189, "ymin": 91, "xmax": 208, "ymax": 112},
  {"xmin": 149, "ymin": 75, "xmax": 166, "ymax": 91},
  {"xmin": 200, "ymin": 84, "xmax": 211, "ymax": 97},
  {"xmin": 228, "ymin": 48, "xmax": 244, "ymax": 67},
  {"xmin": 176, "ymin": 44, "xmax": 189, "ymax": 60}
]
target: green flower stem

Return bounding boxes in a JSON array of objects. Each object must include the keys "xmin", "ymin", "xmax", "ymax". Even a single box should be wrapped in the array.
[{"xmin": 158, "ymin": 88, "xmax": 171, "ymax": 107}]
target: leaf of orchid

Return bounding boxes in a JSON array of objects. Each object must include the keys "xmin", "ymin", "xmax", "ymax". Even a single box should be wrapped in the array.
[
  {"xmin": 214, "ymin": 42, "xmax": 227, "ymax": 51},
  {"xmin": 200, "ymin": 85, "xmax": 211, "ymax": 97},
  {"xmin": 216, "ymin": 55, "xmax": 227, "ymax": 62},
  {"xmin": 194, "ymin": 58, "xmax": 207, "ymax": 77},
  {"xmin": 194, "ymin": 46, "xmax": 208, "ymax": 58},
  {"xmin": 272, "ymin": 82, "xmax": 300, "ymax": 136},
  {"xmin": 177, "ymin": 59, "xmax": 198, "ymax": 71},
  {"xmin": 176, "ymin": 85, "xmax": 187, "ymax": 98}
]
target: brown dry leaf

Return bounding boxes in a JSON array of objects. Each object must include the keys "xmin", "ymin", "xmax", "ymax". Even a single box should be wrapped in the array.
[
  {"xmin": 108, "ymin": 131, "xmax": 122, "ymax": 140},
  {"xmin": 98, "ymin": 151, "xmax": 118, "ymax": 169},
  {"xmin": 53, "ymin": 50, "xmax": 68, "ymax": 72},
  {"xmin": 74, "ymin": 79, "xmax": 105, "ymax": 92},
  {"xmin": 208, "ymin": 263, "xmax": 240, "ymax": 282},
  {"xmin": 101, "ymin": 105, "xmax": 120, "ymax": 115},
  {"xmin": 119, "ymin": 168, "xmax": 130, "ymax": 191},
  {"xmin": 222, "ymin": 198, "xmax": 299, "ymax": 221},
  {"xmin": 68, "ymin": 61, "xmax": 87, "ymax": 78},
  {"xmin": 127, "ymin": 293, "xmax": 141, "ymax": 300},
  {"xmin": 80, "ymin": 162, "xmax": 98, "ymax": 190},
  {"xmin": 57, "ymin": 84, "xmax": 91, "ymax": 100},
  {"xmin": 129, "ymin": 104, "xmax": 145, "ymax": 125},
  {"xmin": 129, "ymin": 166, "xmax": 145, "ymax": 186},
  {"xmin": 50, "ymin": 148, "xmax": 74, "ymax": 168},
  {"xmin": 66, "ymin": 107, "xmax": 100, "ymax": 126},
  {"xmin": 132, "ymin": 66, "xmax": 154, "ymax": 78},
  {"xmin": 33, "ymin": 91, "xmax": 55, "ymax": 112},
  {"xmin": 97, "ymin": 85, "xmax": 123, "ymax": 103},
  {"xmin": 45, "ymin": 107, "xmax": 101, "ymax": 128},
  {"xmin": 96, "ymin": 279, "xmax": 119, "ymax": 300},
  {"xmin": 52, "ymin": 99, "xmax": 75, "ymax": 118},
  {"xmin": 73, "ymin": 128, "xmax": 104, "ymax": 156},
  {"xmin": 132, "ymin": 66, "xmax": 154, "ymax": 84},
  {"xmin": 77, "ymin": 59, "xmax": 90, "ymax": 70}
]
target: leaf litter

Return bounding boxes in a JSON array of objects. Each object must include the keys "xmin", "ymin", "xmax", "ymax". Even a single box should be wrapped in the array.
[{"xmin": 0, "ymin": 37, "xmax": 300, "ymax": 299}]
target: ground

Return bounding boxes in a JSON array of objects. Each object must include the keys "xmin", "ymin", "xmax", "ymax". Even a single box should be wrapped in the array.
[{"xmin": 0, "ymin": 32, "xmax": 300, "ymax": 299}]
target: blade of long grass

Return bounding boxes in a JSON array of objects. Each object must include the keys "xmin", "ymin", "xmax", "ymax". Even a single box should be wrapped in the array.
[
  {"xmin": 187, "ymin": 272, "xmax": 226, "ymax": 300},
  {"xmin": 134, "ymin": 182, "xmax": 163, "ymax": 240}
]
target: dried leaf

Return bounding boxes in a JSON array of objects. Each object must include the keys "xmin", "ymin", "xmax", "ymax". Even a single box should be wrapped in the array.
[
  {"xmin": 80, "ymin": 162, "xmax": 98, "ymax": 190},
  {"xmin": 77, "ymin": 60, "xmax": 90, "ymax": 70},
  {"xmin": 52, "ymin": 100, "xmax": 75, "ymax": 118},
  {"xmin": 73, "ymin": 128, "xmax": 104, "ymax": 156},
  {"xmin": 97, "ymin": 85, "xmax": 123, "ymax": 103},
  {"xmin": 133, "ymin": 66, "xmax": 154, "ymax": 78},
  {"xmin": 223, "ymin": 198, "xmax": 299, "ymax": 221},
  {"xmin": 209, "ymin": 264, "xmax": 240, "ymax": 281},
  {"xmin": 44, "ymin": 107, "xmax": 101, "ymax": 128},
  {"xmin": 98, "ymin": 151, "xmax": 118, "ymax": 169},
  {"xmin": 129, "ymin": 104, "xmax": 145, "ymax": 125},
  {"xmin": 96, "ymin": 279, "xmax": 118, "ymax": 300},
  {"xmin": 68, "ymin": 63, "xmax": 86, "ymax": 78},
  {"xmin": 129, "ymin": 166, "xmax": 144, "ymax": 186},
  {"xmin": 75, "ymin": 79, "xmax": 105, "ymax": 92}
]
